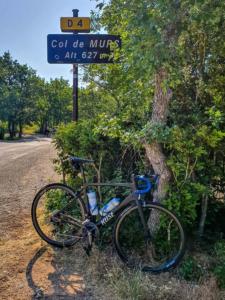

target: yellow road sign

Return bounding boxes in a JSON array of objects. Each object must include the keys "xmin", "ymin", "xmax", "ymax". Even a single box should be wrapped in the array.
[{"xmin": 60, "ymin": 17, "xmax": 90, "ymax": 32}]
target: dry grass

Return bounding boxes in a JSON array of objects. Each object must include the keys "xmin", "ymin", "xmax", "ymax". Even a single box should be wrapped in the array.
[{"xmin": 77, "ymin": 246, "xmax": 225, "ymax": 300}]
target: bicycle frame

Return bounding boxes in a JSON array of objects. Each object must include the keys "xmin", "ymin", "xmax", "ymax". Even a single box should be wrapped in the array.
[
  {"xmin": 77, "ymin": 163, "xmax": 150, "ymax": 234},
  {"xmin": 46, "ymin": 161, "xmax": 156, "ymax": 241},
  {"xmin": 72, "ymin": 181, "xmax": 135, "ymax": 225}
]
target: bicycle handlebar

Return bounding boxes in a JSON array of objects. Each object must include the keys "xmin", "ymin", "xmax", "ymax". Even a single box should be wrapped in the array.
[{"xmin": 134, "ymin": 176, "xmax": 152, "ymax": 194}]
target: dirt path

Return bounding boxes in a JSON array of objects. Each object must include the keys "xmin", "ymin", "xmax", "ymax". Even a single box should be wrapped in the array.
[{"xmin": 0, "ymin": 136, "xmax": 105, "ymax": 300}]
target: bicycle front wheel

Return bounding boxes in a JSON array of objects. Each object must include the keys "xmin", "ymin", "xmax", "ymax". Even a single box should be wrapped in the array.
[
  {"xmin": 32, "ymin": 183, "xmax": 86, "ymax": 247},
  {"xmin": 114, "ymin": 203, "xmax": 185, "ymax": 272}
]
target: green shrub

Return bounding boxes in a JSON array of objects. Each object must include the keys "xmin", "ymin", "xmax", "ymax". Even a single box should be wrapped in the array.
[
  {"xmin": 53, "ymin": 120, "xmax": 122, "ymax": 181},
  {"xmin": 0, "ymin": 121, "xmax": 6, "ymax": 139},
  {"xmin": 23, "ymin": 123, "xmax": 39, "ymax": 134},
  {"xmin": 53, "ymin": 120, "xmax": 146, "ymax": 186},
  {"xmin": 213, "ymin": 240, "xmax": 225, "ymax": 288},
  {"xmin": 179, "ymin": 256, "xmax": 203, "ymax": 281}
]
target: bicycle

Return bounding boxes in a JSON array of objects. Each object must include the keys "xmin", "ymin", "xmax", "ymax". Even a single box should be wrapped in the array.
[{"xmin": 31, "ymin": 156, "xmax": 185, "ymax": 273}]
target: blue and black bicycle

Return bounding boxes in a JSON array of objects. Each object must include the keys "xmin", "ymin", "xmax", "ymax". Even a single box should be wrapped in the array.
[{"xmin": 31, "ymin": 156, "xmax": 185, "ymax": 273}]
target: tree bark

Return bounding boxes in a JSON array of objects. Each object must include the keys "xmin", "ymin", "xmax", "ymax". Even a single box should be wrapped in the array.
[
  {"xmin": 144, "ymin": 68, "xmax": 172, "ymax": 202},
  {"xmin": 19, "ymin": 122, "xmax": 23, "ymax": 138},
  {"xmin": 198, "ymin": 194, "xmax": 208, "ymax": 237},
  {"xmin": 8, "ymin": 121, "xmax": 12, "ymax": 138},
  {"xmin": 8, "ymin": 120, "xmax": 16, "ymax": 139},
  {"xmin": 12, "ymin": 122, "xmax": 16, "ymax": 138},
  {"xmin": 40, "ymin": 120, "xmax": 48, "ymax": 134}
]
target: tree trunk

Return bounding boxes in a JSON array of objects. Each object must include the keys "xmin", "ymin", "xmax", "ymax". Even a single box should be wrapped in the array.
[
  {"xmin": 12, "ymin": 121, "xmax": 16, "ymax": 138},
  {"xmin": 19, "ymin": 122, "xmax": 23, "ymax": 138},
  {"xmin": 145, "ymin": 142, "xmax": 171, "ymax": 201},
  {"xmin": 8, "ymin": 121, "xmax": 12, "ymax": 138},
  {"xmin": 40, "ymin": 121, "xmax": 44, "ymax": 134},
  {"xmin": 144, "ymin": 68, "xmax": 172, "ymax": 202},
  {"xmin": 8, "ymin": 120, "xmax": 15, "ymax": 139},
  {"xmin": 198, "ymin": 194, "xmax": 208, "ymax": 238},
  {"xmin": 40, "ymin": 120, "xmax": 47, "ymax": 134}
]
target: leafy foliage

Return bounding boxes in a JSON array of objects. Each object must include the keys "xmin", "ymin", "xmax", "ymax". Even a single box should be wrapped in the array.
[
  {"xmin": 0, "ymin": 52, "xmax": 72, "ymax": 138},
  {"xmin": 213, "ymin": 240, "xmax": 225, "ymax": 288},
  {"xmin": 179, "ymin": 255, "xmax": 203, "ymax": 281},
  {"xmin": 53, "ymin": 119, "xmax": 145, "ymax": 183}
]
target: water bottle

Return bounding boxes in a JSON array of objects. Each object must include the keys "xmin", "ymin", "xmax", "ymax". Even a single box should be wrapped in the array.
[
  {"xmin": 99, "ymin": 198, "xmax": 121, "ymax": 216},
  {"xmin": 87, "ymin": 190, "xmax": 98, "ymax": 215}
]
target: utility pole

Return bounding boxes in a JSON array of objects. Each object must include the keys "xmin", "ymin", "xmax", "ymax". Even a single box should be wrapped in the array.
[{"xmin": 72, "ymin": 9, "xmax": 79, "ymax": 121}]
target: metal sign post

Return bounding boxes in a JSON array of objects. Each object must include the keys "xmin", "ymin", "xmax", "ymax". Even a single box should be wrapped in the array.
[
  {"xmin": 47, "ymin": 9, "xmax": 121, "ymax": 122},
  {"xmin": 72, "ymin": 9, "xmax": 79, "ymax": 122},
  {"xmin": 72, "ymin": 60, "xmax": 78, "ymax": 121}
]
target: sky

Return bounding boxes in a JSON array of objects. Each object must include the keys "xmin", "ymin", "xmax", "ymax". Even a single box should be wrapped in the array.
[{"xmin": 0, "ymin": 0, "xmax": 97, "ymax": 84}]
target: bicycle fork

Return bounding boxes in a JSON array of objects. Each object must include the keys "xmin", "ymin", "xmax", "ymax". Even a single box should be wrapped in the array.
[{"xmin": 136, "ymin": 196, "xmax": 151, "ymax": 241}]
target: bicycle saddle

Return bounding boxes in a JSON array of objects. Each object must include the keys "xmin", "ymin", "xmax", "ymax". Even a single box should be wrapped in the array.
[{"xmin": 69, "ymin": 156, "xmax": 94, "ymax": 164}]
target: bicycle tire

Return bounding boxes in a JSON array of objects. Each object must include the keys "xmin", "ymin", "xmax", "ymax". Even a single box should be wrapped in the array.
[
  {"xmin": 31, "ymin": 183, "xmax": 86, "ymax": 247},
  {"xmin": 113, "ymin": 202, "xmax": 185, "ymax": 272}
]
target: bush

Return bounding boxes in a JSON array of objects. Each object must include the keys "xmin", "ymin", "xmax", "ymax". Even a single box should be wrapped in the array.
[
  {"xmin": 213, "ymin": 240, "xmax": 225, "ymax": 288},
  {"xmin": 53, "ymin": 120, "xmax": 122, "ymax": 181},
  {"xmin": 0, "ymin": 121, "xmax": 6, "ymax": 139},
  {"xmin": 53, "ymin": 120, "xmax": 145, "ymax": 184},
  {"xmin": 179, "ymin": 256, "xmax": 203, "ymax": 281},
  {"xmin": 23, "ymin": 124, "xmax": 39, "ymax": 135}
]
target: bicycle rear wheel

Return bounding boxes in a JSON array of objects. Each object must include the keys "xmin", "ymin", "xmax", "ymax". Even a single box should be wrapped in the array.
[
  {"xmin": 32, "ymin": 183, "xmax": 86, "ymax": 247},
  {"xmin": 114, "ymin": 203, "xmax": 185, "ymax": 272}
]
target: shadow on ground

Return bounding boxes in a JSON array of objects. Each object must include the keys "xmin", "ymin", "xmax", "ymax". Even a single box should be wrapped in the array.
[
  {"xmin": 26, "ymin": 245, "xmax": 91, "ymax": 299},
  {"xmin": 0, "ymin": 134, "xmax": 51, "ymax": 144}
]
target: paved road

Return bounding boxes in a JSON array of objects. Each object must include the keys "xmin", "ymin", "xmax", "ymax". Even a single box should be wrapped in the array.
[
  {"xmin": 0, "ymin": 136, "xmax": 52, "ymax": 161},
  {"xmin": 0, "ymin": 136, "xmax": 58, "ymax": 237},
  {"xmin": 0, "ymin": 136, "xmax": 61, "ymax": 299}
]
